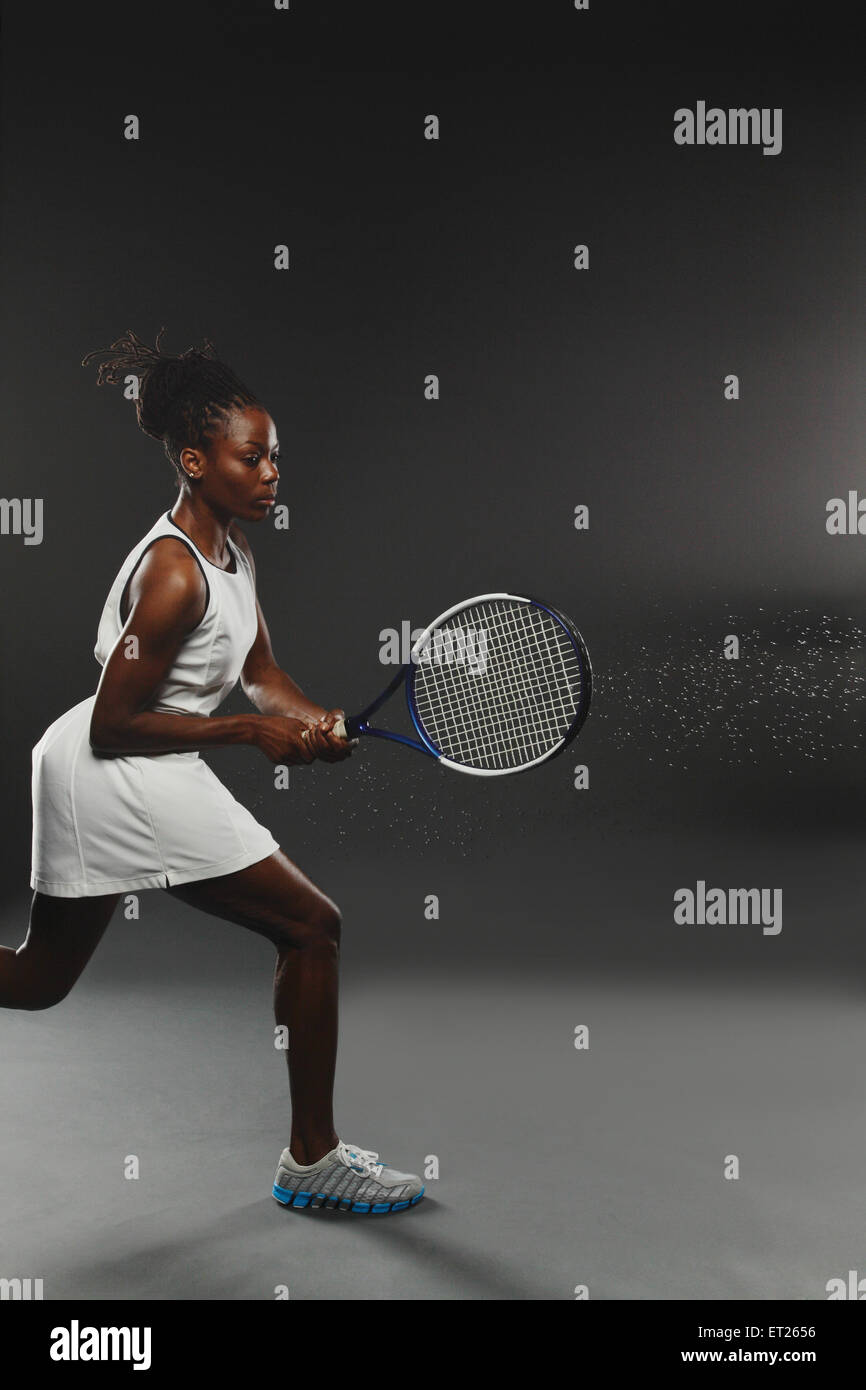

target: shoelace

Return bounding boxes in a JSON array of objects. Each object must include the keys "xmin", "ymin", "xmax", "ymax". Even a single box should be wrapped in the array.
[{"xmin": 337, "ymin": 1140, "xmax": 384, "ymax": 1178}]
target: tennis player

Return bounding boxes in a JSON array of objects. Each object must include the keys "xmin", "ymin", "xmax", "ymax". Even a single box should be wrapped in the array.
[{"xmin": 0, "ymin": 329, "xmax": 424, "ymax": 1216}]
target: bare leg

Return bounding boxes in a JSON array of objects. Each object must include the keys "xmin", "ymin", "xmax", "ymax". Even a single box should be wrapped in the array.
[
  {"xmin": 164, "ymin": 848, "xmax": 341, "ymax": 1165},
  {"xmin": 0, "ymin": 890, "xmax": 119, "ymax": 1010}
]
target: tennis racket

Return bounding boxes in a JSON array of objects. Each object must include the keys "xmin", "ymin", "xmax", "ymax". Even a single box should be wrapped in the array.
[{"xmin": 331, "ymin": 592, "xmax": 592, "ymax": 776}]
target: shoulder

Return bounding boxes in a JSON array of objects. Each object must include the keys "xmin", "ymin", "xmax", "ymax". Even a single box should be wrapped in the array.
[
  {"xmin": 131, "ymin": 535, "xmax": 207, "ymax": 600},
  {"xmin": 229, "ymin": 521, "xmax": 256, "ymax": 575}
]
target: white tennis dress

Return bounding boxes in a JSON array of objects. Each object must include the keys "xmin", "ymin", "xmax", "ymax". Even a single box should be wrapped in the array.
[{"xmin": 30, "ymin": 508, "xmax": 280, "ymax": 897}]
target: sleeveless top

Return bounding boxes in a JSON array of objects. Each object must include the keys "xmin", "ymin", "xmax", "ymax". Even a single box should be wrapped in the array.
[{"xmin": 93, "ymin": 509, "xmax": 258, "ymax": 718}]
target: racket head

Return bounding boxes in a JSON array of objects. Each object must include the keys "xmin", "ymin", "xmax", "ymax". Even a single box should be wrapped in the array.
[{"xmin": 404, "ymin": 592, "xmax": 592, "ymax": 775}]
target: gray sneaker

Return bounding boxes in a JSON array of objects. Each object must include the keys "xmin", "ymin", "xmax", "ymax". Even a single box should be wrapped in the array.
[{"xmin": 273, "ymin": 1140, "xmax": 425, "ymax": 1214}]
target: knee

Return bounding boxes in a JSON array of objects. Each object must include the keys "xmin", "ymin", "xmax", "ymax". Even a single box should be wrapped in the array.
[
  {"xmin": 23, "ymin": 982, "xmax": 71, "ymax": 1011},
  {"xmin": 306, "ymin": 895, "xmax": 342, "ymax": 949},
  {"xmin": 280, "ymin": 894, "xmax": 341, "ymax": 952}
]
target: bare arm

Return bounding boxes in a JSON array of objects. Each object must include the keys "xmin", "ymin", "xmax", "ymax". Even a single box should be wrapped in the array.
[
  {"xmin": 241, "ymin": 596, "xmax": 329, "ymax": 723},
  {"xmin": 89, "ymin": 538, "xmax": 318, "ymax": 765},
  {"xmin": 231, "ymin": 524, "xmax": 353, "ymax": 761}
]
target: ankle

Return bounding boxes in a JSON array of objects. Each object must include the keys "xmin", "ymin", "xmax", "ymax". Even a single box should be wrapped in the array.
[{"xmin": 290, "ymin": 1133, "xmax": 339, "ymax": 1166}]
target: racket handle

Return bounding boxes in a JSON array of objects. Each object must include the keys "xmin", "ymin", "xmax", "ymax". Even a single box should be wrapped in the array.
[{"xmin": 333, "ymin": 718, "xmax": 347, "ymax": 740}]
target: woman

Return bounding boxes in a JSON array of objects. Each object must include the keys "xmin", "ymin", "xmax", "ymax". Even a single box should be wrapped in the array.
[{"xmin": 1, "ymin": 329, "xmax": 424, "ymax": 1216}]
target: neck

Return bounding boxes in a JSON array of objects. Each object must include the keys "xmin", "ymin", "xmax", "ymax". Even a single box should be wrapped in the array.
[{"xmin": 169, "ymin": 497, "xmax": 232, "ymax": 566}]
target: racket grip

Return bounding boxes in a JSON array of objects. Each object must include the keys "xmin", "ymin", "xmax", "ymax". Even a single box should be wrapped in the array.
[{"xmin": 333, "ymin": 715, "xmax": 361, "ymax": 741}]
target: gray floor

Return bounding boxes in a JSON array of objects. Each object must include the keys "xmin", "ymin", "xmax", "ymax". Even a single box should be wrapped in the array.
[{"xmin": 2, "ymin": 927, "xmax": 863, "ymax": 1299}]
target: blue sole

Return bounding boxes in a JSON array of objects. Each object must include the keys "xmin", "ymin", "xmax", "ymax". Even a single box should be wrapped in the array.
[{"xmin": 272, "ymin": 1182, "xmax": 425, "ymax": 1214}]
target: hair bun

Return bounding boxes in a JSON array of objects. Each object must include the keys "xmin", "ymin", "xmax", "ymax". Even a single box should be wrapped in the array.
[{"xmin": 81, "ymin": 327, "xmax": 262, "ymax": 476}]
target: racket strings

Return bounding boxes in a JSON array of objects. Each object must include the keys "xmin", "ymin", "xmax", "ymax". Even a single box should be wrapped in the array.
[
  {"xmin": 447, "ymin": 606, "xmax": 566, "ymax": 765},
  {"xmin": 411, "ymin": 599, "xmax": 583, "ymax": 770},
  {"xmin": 419, "ymin": 610, "xmax": 575, "ymax": 768},
  {"xmin": 464, "ymin": 606, "xmax": 559, "ymax": 760},
  {"xmin": 484, "ymin": 605, "xmax": 579, "ymax": 759}
]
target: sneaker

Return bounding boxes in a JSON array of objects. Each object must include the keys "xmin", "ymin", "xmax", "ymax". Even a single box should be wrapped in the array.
[{"xmin": 272, "ymin": 1139, "xmax": 425, "ymax": 1214}]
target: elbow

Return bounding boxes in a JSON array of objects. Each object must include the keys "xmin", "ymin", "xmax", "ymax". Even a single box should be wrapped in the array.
[
  {"xmin": 241, "ymin": 671, "xmax": 265, "ymax": 706},
  {"xmin": 89, "ymin": 717, "xmax": 120, "ymax": 757}
]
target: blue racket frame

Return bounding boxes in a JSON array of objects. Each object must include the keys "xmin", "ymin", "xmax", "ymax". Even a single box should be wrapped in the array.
[
  {"xmin": 343, "ymin": 664, "xmax": 438, "ymax": 757},
  {"xmin": 342, "ymin": 593, "xmax": 592, "ymax": 770}
]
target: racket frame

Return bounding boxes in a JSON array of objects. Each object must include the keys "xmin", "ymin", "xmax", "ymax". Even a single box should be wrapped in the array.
[
  {"xmin": 344, "ymin": 664, "xmax": 437, "ymax": 757},
  {"xmin": 345, "ymin": 591, "xmax": 592, "ymax": 775}
]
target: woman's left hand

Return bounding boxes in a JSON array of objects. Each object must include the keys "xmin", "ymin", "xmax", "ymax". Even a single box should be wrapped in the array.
[{"xmin": 300, "ymin": 708, "xmax": 357, "ymax": 762}]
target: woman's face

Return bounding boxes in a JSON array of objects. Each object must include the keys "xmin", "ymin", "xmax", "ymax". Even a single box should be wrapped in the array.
[{"xmin": 181, "ymin": 405, "xmax": 280, "ymax": 521}]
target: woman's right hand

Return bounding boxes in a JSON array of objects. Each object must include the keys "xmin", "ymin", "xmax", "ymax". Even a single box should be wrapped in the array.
[{"xmin": 251, "ymin": 715, "xmax": 354, "ymax": 765}]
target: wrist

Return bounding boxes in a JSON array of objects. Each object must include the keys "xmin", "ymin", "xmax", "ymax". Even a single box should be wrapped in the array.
[
  {"xmin": 240, "ymin": 713, "xmax": 262, "ymax": 747},
  {"xmin": 289, "ymin": 705, "xmax": 325, "ymax": 726}
]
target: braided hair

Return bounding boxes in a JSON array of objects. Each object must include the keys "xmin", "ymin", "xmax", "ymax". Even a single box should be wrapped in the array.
[{"xmin": 81, "ymin": 327, "xmax": 264, "ymax": 484}]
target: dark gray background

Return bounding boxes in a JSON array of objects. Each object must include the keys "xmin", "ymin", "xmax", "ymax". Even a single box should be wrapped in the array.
[
  {"xmin": 1, "ymin": 1, "xmax": 864, "ymax": 1301},
  {"xmin": 1, "ymin": 0, "xmax": 863, "ymax": 976}
]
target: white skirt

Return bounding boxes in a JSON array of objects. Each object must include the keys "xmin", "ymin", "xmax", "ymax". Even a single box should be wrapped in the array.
[{"xmin": 30, "ymin": 696, "xmax": 280, "ymax": 897}]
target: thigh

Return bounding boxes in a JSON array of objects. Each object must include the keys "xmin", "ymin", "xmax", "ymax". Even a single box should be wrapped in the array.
[
  {"xmin": 19, "ymin": 890, "xmax": 120, "ymax": 995},
  {"xmin": 163, "ymin": 847, "xmax": 338, "ymax": 947}
]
